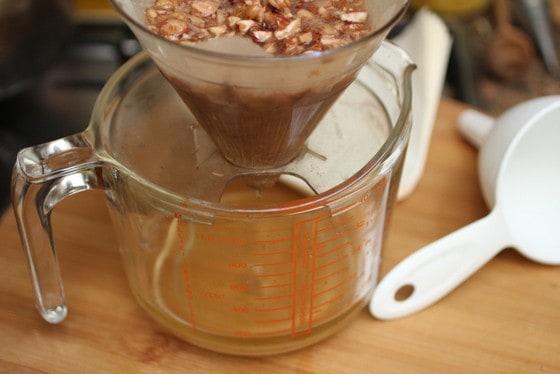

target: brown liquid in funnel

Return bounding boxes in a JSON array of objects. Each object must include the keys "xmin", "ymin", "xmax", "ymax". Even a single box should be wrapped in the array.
[
  {"xmin": 140, "ymin": 0, "xmax": 376, "ymax": 169},
  {"xmin": 166, "ymin": 73, "xmax": 353, "ymax": 169},
  {"xmin": 112, "ymin": 0, "xmax": 409, "ymax": 170}
]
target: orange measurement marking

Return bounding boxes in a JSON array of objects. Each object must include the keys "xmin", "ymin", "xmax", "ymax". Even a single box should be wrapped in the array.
[
  {"xmin": 255, "ymin": 294, "xmax": 291, "ymax": 301},
  {"xmin": 312, "ymin": 293, "xmax": 344, "ymax": 311},
  {"xmin": 256, "ymin": 282, "xmax": 293, "ymax": 289},
  {"xmin": 314, "ymin": 265, "xmax": 349, "ymax": 282},
  {"xmin": 313, "ymin": 278, "xmax": 348, "ymax": 297},
  {"xmin": 314, "ymin": 254, "xmax": 349, "ymax": 271},
  {"xmin": 291, "ymin": 220, "xmax": 301, "ymax": 335},
  {"xmin": 255, "ymin": 271, "xmax": 293, "ymax": 278},
  {"xmin": 255, "ymin": 317, "xmax": 292, "ymax": 325},
  {"xmin": 315, "ymin": 241, "xmax": 352, "ymax": 257},
  {"xmin": 318, "ymin": 227, "xmax": 358, "ymax": 246},
  {"xmin": 355, "ymin": 218, "xmax": 369, "ymax": 228},
  {"xmin": 252, "ymin": 237, "xmax": 292, "ymax": 245},
  {"xmin": 309, "ymin": 217, "xmax": 320, "ymax": 334},
  {"xmin": 311, "ymin": 309, "xmax": 340, "ymax": 324},
  {"xmin": 252, "ymin": 260, "xmax": 293, "ymax": 267},
  {"xmin": 312, "ymin": 298, "xmax": 354, "ymax": 323},
  {"xmin": 289, "ymin": 216, "xmax": 320, "ymax": 337},
  {"xmin": 252, "ymin": 328, "xmax": 292, "ymax": 336},
  {"xmin": 254, "ymin": 305, "xmax": 291, "ymax": 312},
  {"xmin": 252, "ymin": 249, "xmax": 293, "ymax": 257},
  {"xmin": 294, "ymin": 214, "xmax": 326, "ymax": 226},
  {"xmin": 330, "ymin": 202, "xmax": 359, "ymax": 216},
  {"xmin": 174, "ymin": 214, "xmax": 184, "ymax": 248},
  {"xmin": 198, "ymin": 290, "xmax": 225, "ymax": 300},
  {"xmin": 229, "ymin": 283, "xmax": 249, "ymax": 291},
  {"xmin": 317, "ymin": 215, "xmax": 353, "ymax": 232},
  {"xmin": 233, "ymin": 306, "xmax": 251, "ymax": 313}
]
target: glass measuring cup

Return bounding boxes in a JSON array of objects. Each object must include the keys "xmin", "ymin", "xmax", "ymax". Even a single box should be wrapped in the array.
[{"xmin": 11, "ymin": 42, "xmax": 414, "ymax": 356}]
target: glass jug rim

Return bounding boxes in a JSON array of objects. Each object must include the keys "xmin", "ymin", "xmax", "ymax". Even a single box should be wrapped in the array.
[
  {"xmin": 109, "ymin": 0, "xmax": 410, "ymax": 62},
  {"xmin": 91, "ymin": 44, "xmax": 413, "ymax": 216}
]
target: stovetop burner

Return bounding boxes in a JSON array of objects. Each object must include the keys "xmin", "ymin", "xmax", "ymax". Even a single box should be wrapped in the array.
[{"xmin": 0, "ymin": 22, "xmax": 141, "ymax": 213}]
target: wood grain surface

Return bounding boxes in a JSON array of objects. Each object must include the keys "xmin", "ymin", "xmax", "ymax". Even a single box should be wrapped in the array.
[{"xmin": 1, "ymin": 98, "xmax": 559, "ymax": 373}]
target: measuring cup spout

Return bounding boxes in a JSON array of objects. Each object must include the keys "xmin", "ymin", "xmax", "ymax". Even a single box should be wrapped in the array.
[{"xmin": 369, "ymin": 208, "xmax": 511, "ymax": 320}]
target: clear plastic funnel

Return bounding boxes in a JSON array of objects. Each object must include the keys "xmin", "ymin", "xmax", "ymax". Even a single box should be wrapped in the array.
[{"xmin": 110, "ymin": 0, "xmax": 409, "ymax": 169}]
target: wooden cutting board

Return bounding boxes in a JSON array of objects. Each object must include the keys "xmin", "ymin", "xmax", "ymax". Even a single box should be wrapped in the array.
[{"xmin": 1, "ymin": 98, "xmax": 559, "ymax": 372}]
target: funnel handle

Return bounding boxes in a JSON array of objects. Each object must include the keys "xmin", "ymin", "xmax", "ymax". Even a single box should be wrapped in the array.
[
  {"xmin": 11, "ymin": 131, "xmax": 102, "ymax": 323},
  {"xmin": 369, "ymin": 210, "xmax": 509, "ymax": 320}
]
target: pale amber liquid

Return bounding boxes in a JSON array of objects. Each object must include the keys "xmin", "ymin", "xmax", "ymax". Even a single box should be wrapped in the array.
[{"xmin": 119, "ymin": 179, "xmax": 385, "ymax": 355}]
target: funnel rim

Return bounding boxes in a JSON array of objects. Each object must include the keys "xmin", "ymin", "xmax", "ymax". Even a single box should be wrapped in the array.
[{"xmin": 109, "ymin": 0, "xmax": 410, "ymax": 61}]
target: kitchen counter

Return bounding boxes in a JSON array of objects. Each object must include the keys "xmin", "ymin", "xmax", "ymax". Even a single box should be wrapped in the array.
[{"xmin": 1, "ymin": 98, "xmax": 559, "ymax": 372}]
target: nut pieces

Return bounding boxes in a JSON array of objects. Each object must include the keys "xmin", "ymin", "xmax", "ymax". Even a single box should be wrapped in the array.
[{"xmin": 145, "ymin": 0, "xmax": 371, "ymax": 55}]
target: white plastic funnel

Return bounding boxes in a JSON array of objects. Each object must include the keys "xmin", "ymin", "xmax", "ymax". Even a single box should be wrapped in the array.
[
  {"xmin": 370, "ymin": 96, "xmax": 560, "ymax": 320},
  {"xmin": 110, "ymin": 0, "xmax": 409, "ymax": 169}
]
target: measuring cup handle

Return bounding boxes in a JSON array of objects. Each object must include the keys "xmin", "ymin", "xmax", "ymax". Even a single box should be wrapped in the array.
[
  {"xmin": 11, "ymin": 130, "xmax": 102, "ymax": 324},
  {"xmin": 369, "ymin": 211, "xmax": 508, "ymax": 320}
]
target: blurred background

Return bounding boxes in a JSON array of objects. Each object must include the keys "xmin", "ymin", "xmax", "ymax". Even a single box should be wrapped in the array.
[{"xmin": 1, "ymin": 0, "xmax": 560, "ymax": 212}]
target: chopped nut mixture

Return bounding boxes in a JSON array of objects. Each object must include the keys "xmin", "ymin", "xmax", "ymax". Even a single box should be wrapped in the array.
[{"xmin": 145, "ymin": 0, "xmax": 371, "ymax": 55}]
